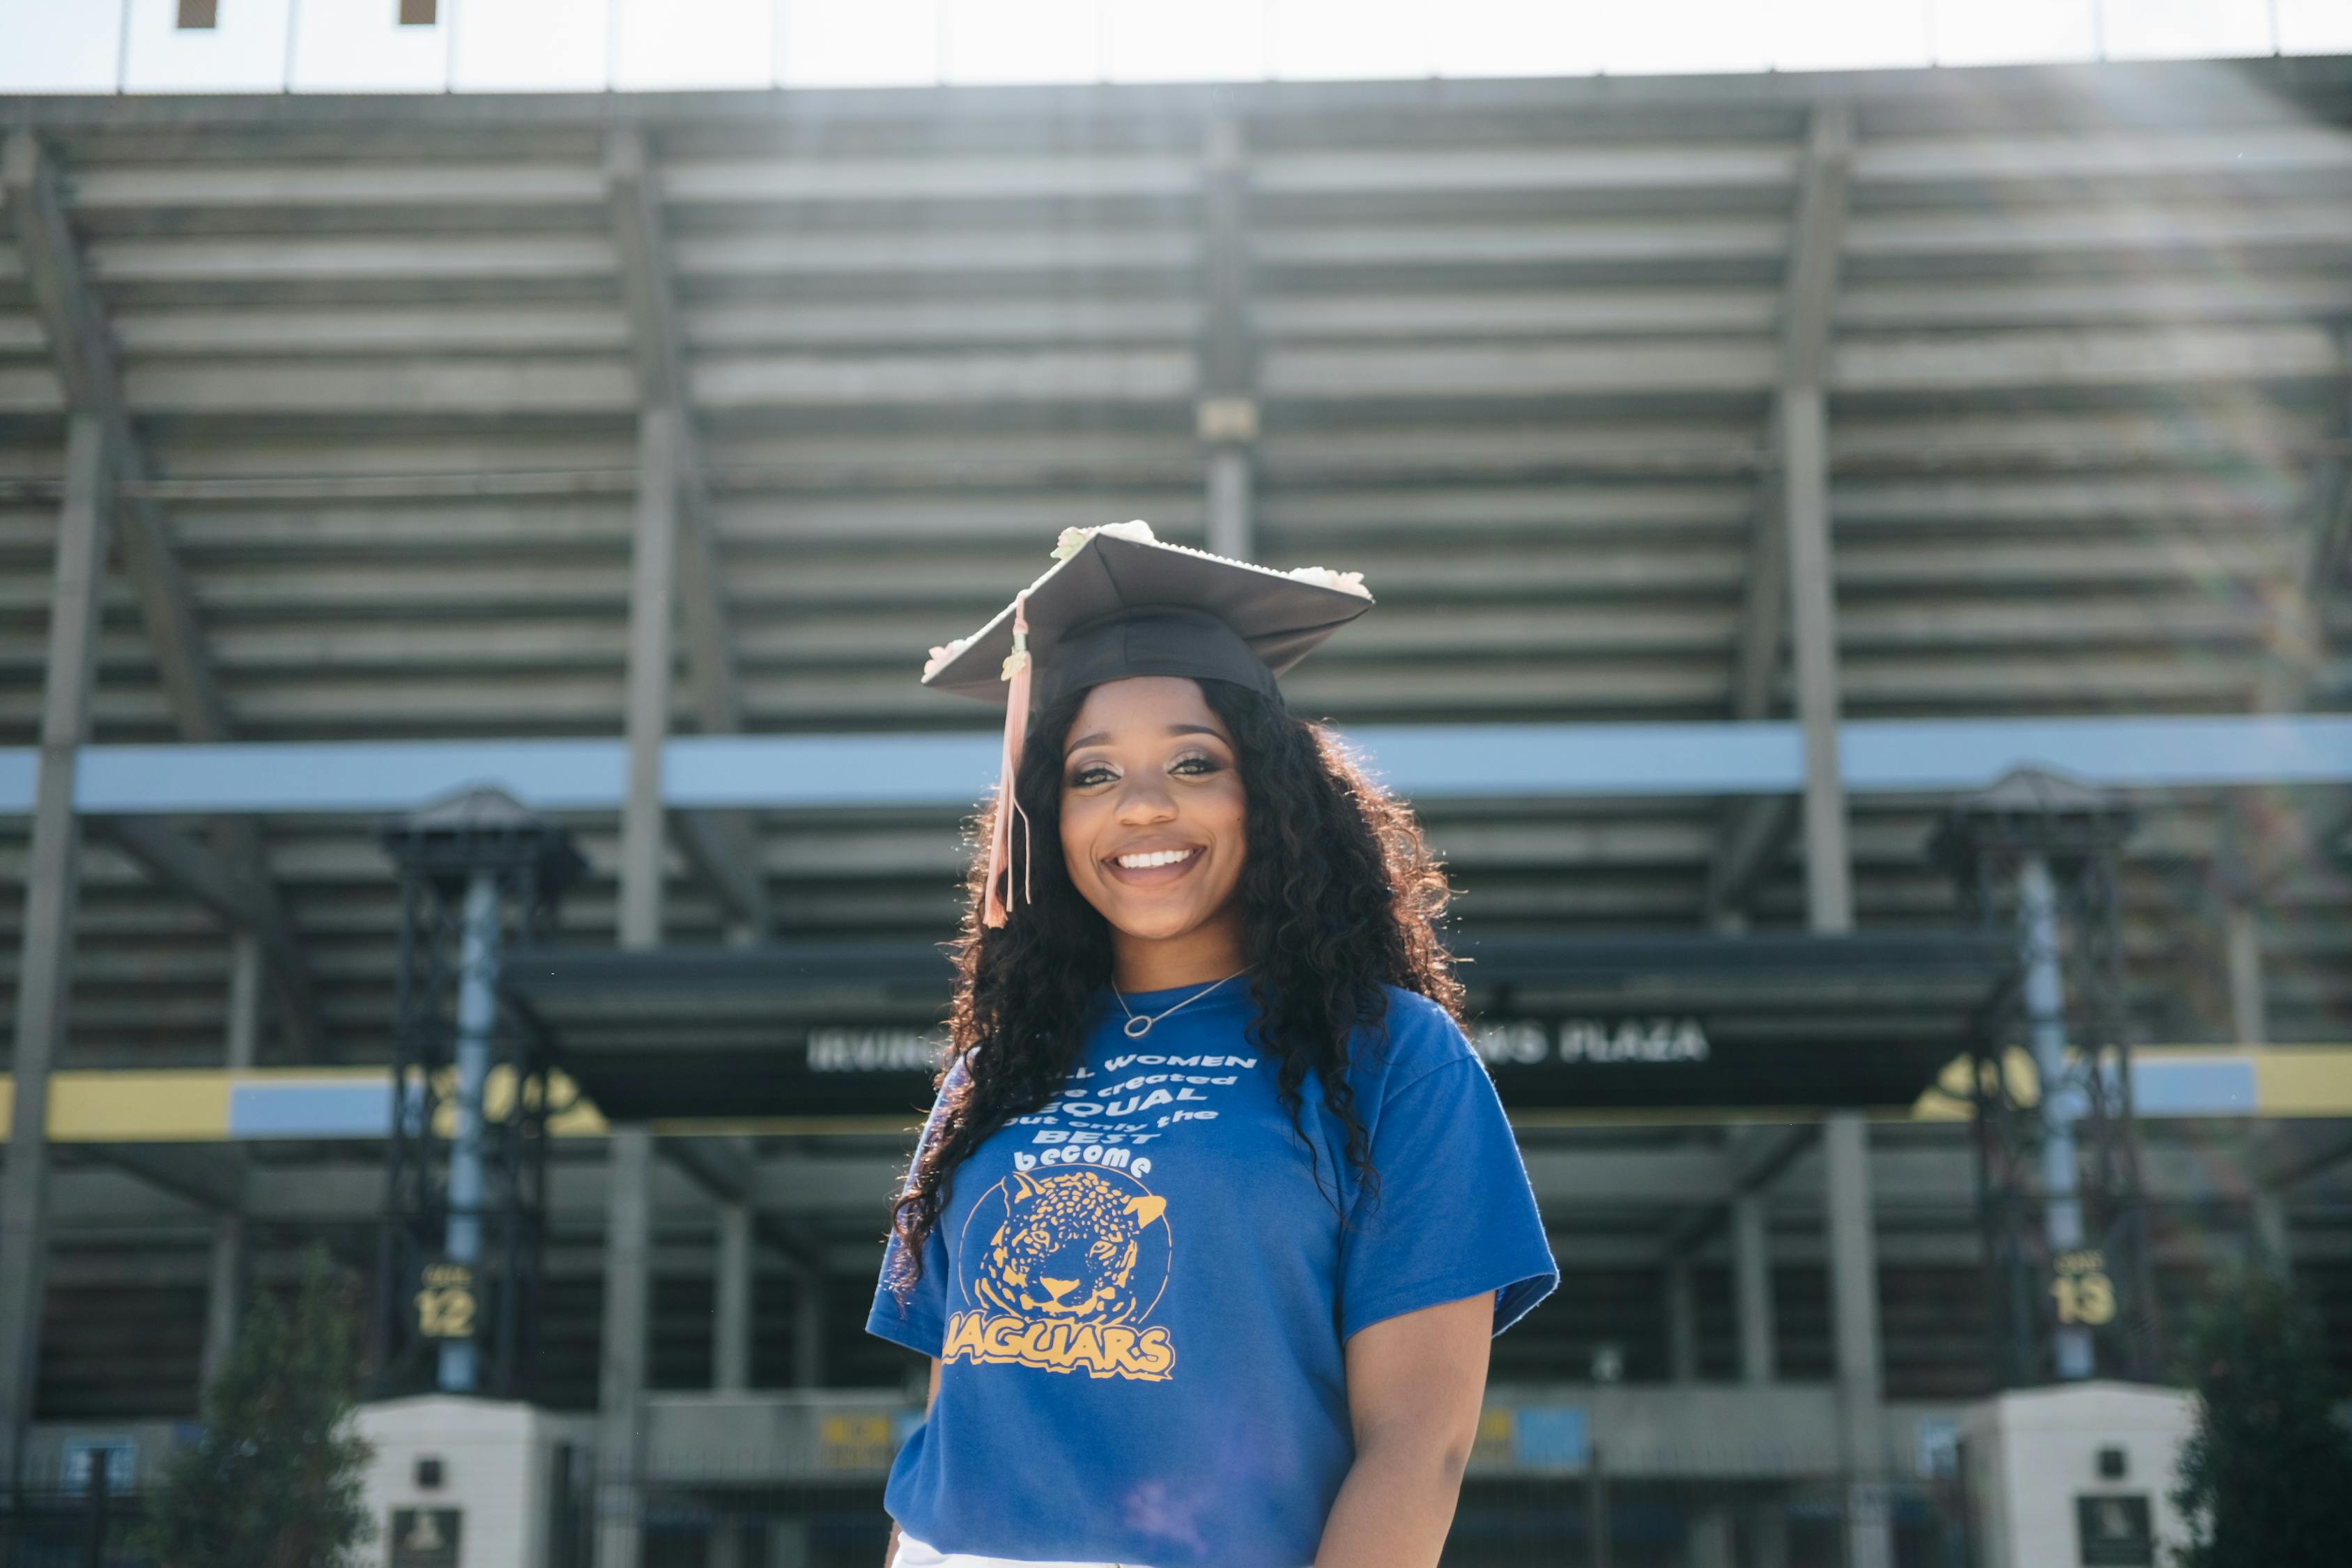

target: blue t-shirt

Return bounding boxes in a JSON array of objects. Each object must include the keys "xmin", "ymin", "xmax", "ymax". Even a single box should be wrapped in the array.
[{"xmin": 866, "ymin": 982, "xmax": 1558, "ymax": 1567}]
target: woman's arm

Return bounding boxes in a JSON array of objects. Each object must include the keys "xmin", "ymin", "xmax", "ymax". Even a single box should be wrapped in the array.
[
  {"xmin": 1314, "ymin": 1293, "xmax": 1492, "ymax": 1568},
  {"xmin": 883, "ymin": 1358, "xmax": 943, "ymax": 1567}
]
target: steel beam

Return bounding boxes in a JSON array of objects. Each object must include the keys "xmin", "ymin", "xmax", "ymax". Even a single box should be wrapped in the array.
[
  {"xmin": 1708, "ymin": 105, "xmax": 1855, "ymax": 930},
  {"xmin": 620, "ymin": 406, "xmax": 680, "ymax": 954},
  {"xmin": 201, "ymin": 1212, "xmax": 246, "ymax": 1392},
  {"xmin": 714, "ymin": 1201, "xmax": 751, "ymax": 1394},
  {"xmin": 793, "ymin": 1271, "xmax": 826, "ymax": 1390},
  {"xmin": 597, "ymin": 1125, "xmax": 654, "ymax": 1568},
  {"xmin": 1662, "ymin": 1123, "xmax": 1817, "ymax": 1259},
  {"xmin": 605, "ymin": 128, "xmax": 737, "ymax": 732},
  {"xmin": 93, "ymin": 816, "xmax": 324, "ymax": 1050},
  {"xmin": 1825, "ymin": 1112, "xmax": 1890, "ymax": 1568},
  {"xmin": 1666, "ymin": 1259, "xmax": 1698, "ymax": 1383},
  {"xmin": 1732, "ymin": 1191, "xmax": 1776, "ymax": 1384},
  {"xmin": 605, "ymin": 128, "xmax": 769, "ymax": 939},
  {"xmin": 81, "ymin": 1144, "xmax": 245, "ymax": 1213},
  {"xmin": 1785, "ymin": 385, "xmax": 1852, "ymax": 934},
  {"xmin": 4, "ymin": 132, "xmax": 227, "ymax": 743},
  {"xmin": 3, "ymin": 129, "xmax": 322, "ymax": 1056},
  {"xmin": 0, "ymin": 413, "xmax": 112, "ymax": 1496},
  {"xmin": 1199, "ymin": 116, "xmax": 1256, "ymax": 562}
]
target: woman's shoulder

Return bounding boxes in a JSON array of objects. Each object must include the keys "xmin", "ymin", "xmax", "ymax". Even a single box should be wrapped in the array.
[{"xmin": 1360, "ymin": 985, "xmax": 1477, "ymax": 1089}]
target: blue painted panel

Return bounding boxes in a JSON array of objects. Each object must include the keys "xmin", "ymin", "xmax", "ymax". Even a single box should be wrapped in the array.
[
  {"xmin": 1350, "ymin": 722, "xmax": 1804, "ymax": 797},
  {"xmin": 665, "ymin": 733, "xmax": 999, "ymax": 809},
  {"xmin": 2130, "ymin": 1058, "xmax": 2259, "ymax": 1118},
  {"xmin": 1512, "ymin": 1404, "xmax": 1590, "ymax": 1470},
  {"xmin": 76, "ymin": 739, "xmax": 627, "ymax": 815},
  {"xmin": 1844, "ymin": 715, "xmax": 2352, "ymax": 793},
  {"xmin": 0, "ymin": 751, "xmax": 33, "ymax": 814},
  {"xmin": 6, "ymin": 714, "xmax": 2349, "ymax": 815},
  {"xmin": 227, "ymin": 1080, "xmax": 394, "ymax": 1139}
]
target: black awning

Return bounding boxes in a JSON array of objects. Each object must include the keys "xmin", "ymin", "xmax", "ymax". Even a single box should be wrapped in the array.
[{"xmin": 507, "ymin": 932, "xmax": 2008, "ymax": 1123}]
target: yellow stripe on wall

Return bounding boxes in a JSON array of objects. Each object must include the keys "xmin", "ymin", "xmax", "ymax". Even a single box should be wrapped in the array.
[
  {"xmin": 2250, "ymin": 1047, "xmax": 2352, "ymax": 1116},
  {"xmin": 2, "ymin": 1047, "xmax": 2349, "ymax": 1144},
  {"xmin": 49, "ymin": 1072, "xmax": 232, "ymax": 1142}
]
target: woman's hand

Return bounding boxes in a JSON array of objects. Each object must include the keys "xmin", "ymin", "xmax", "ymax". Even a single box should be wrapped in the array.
[{"xmin": 1314, "ymin": 1293, "xmax": 1493, "ymax": 1568}]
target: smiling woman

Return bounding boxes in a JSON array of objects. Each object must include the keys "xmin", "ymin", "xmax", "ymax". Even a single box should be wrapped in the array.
[
  {"xmin": 1059, "ymin": 677, "xmax": 1250, "ymax": 980},
  {"xmin": 866, "ymin": 525, "xmax": 1558, "ymax": 1568}
]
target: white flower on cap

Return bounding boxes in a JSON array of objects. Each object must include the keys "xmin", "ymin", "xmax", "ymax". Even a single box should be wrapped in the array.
[
  {"xmin": 1284, "ymin": 565, "xmax": 1371, "ymax": 599},
  {"xmin": 922, "ymin": 633, "xmax": 975, "ymax": 679},
  {"xmin": 1051, "ymin": 518, "xmax": 1158, "ymax": 561}
]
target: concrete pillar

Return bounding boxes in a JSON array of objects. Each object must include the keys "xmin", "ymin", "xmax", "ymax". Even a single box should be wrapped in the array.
[
  {"xmin": 714, "ymin": 1200, "xmax": 751, "ymax": 1393},
  {"xmin": 1206, "ymin": 443, "xmax": 1253, "ymax": 561},
  {"xmin": 202, "ymin": 927, "xmax": 263, "ymax": 1394},
  {"xmin": 1825, "ymin": 1112, "xmax": 1890, "ymax": 1568},
  {"xmin": 794, "ymin": 1270, "xmax": 825, "ymax": 1389},
  {"xmin": 595, "ymin": 1126, "xmax": 654, "ymax": 1568},
  {"xmin": 1666, "ymin": 1259, "xmax": 1698, "ymax": 1384},
  {"xmin": 201, "ymin": 1213, "xmax": 247, "ymax": 1394},
  {"xmin": 2224, "ymin": 902, "xmax": 2268, "ymax": 1045},
  {"xmin": 767, "ymin": 1516, "xmax": 812, "ymax": 1568},
  {"xmin": 597, "ymin": 403, "xmax": 678, "ymax": 1568},
  {"xmin": 224, "ymin": 929, "xmax": 262, "ymax": 1069},
  {"xmin": 618, "ymin": 406, "xmax": 678, "ymax": 955},
  {"xmin": 1780, "ymin": 384, "xmax": 1852, "ymax": 935},
  {"xmin": 1732, "ymin": 1191, "xmax": 1776, "ymax": 1385},
  {"xmin": 0, "ymin": 415, "xmax": 114, "ymax": 1493},
  {"xmin": 1689, "ymin": 1503, "xmax": 1734, "ymax": 1568},
  {"xmin": 709, "ymin": 1516, "xmax": 748, "ymax": 1568},
  {"xmin": 1199, "ymin": 115, "xmax": 1255, "ymax": 564},
  {"xmin": 2253, "ymin": 1190, "xmax": 2292, "ymax": 1279},
  {"xmin": 1749, "ymin": 1500, "xmax": 1790, "ymax": 1568}
]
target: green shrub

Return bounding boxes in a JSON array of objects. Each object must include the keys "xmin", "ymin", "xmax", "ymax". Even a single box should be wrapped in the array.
[
  {"xmin": 137, "ymin": 1247, "xmax": 374, "ymax": 1568},
  {"xmin": 2170, "ymin": 1266, "xmax": 2352, "ymax": 1568}
]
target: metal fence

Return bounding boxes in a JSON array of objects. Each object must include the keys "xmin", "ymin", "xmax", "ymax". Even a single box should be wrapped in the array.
[
  {"xmin": 620, "ymin": 1476, "xmax": 1974, "ymax": 1568},
  {"xmin": 0, "ymin": 1490, "xmax": 151, "ymax": 1568}
]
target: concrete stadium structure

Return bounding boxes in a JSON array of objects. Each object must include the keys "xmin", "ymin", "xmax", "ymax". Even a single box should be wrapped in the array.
[{"xmin": 2, "ymin": 50, "xmax": 2351, "ymax": 1568}]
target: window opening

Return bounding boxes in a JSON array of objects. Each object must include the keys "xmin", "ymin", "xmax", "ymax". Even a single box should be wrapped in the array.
[
  {"xmin": 176, "ymin": 0, "xmax": 219, "ymax": 29},
  {"xmin": 399, "ymin": 0, "xmax": 439, "ymax": 24}
]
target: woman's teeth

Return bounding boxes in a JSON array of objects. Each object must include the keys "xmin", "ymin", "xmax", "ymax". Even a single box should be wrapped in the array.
[{"xmin": 1115, "ymin": 847, "xmax": 1197, "ymax": 870}]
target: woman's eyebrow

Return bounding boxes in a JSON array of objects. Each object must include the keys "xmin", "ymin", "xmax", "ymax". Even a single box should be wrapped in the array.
[{"xmin": 1064, "ymin": 723, "xmax": 1222, "ymax": 755}]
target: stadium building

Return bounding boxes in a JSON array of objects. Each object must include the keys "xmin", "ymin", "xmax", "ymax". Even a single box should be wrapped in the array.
[{"xmin": 2, "ymin": 22, "xmax": 2351, "ymax": 1568}]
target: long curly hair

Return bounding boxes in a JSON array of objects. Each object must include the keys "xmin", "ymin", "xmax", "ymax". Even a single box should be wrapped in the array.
[{"xmin": 889, "ymin": 677, "xmax": 1461, "ymax": 1286}]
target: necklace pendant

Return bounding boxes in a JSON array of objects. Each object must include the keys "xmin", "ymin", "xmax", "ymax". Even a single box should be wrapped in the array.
[{"xmin": 1122, "ymin": 1016, "xmax": 1153, "ymax": 1038}]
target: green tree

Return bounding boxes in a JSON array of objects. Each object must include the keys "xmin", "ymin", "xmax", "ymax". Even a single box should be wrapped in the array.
[
  {"xmin": 2171, "ymin": 1266, "xmax": 2352, "ymax": 1568},
  {"xmin": 139, "ymin": 1247, "xmax": 375, "ymax": 1568}
]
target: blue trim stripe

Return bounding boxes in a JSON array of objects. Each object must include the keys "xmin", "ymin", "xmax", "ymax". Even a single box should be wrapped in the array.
[
  {"xmin": 2129, "ymin": 1058, "xmax": 2259, "ymax": 1118},
  {"xmin": 226, "ymin": 1081, "xmax": 394, "ymax": 1140},
  {"xmin": 9, "ymin": 714, "xmax": 2346, "ymax": 817}
]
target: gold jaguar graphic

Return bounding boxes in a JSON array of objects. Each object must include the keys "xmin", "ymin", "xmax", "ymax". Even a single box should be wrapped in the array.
[{"xmin": 973, "ymin": 1169, "xmax": 1167, "ymax": 1324}]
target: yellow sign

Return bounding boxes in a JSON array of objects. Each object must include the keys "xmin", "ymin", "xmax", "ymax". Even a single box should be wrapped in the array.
[
  {"xmin": 1470, "ymin": 1408, "xmax": 1517, "ymax": 1468},
  {"xmin": 415, "ymin": 1261, "xmax": 477, "ymax": 1340},
  {"xmin": 2052, "ymin": 1249, "xmax": 2116, "ymax": 1328},
  {"xmin": 817, "ymin": 1413, "xmax": 893, "ymax": 1472}
]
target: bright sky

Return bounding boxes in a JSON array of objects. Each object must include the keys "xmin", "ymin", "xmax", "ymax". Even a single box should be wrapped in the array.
[{"xmin": 2, "ymin": 0, "xmax": 2349, "ymax": 95}]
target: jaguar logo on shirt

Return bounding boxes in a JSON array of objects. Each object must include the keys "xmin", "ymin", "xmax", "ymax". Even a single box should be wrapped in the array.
[{"xmin": 945, "ymin": 1167, "xmax": 1176, "ymax": 1381}]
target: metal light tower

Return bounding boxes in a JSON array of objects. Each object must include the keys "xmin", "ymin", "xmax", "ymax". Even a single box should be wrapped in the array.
[
  {"xmin": 1931, "ymin": 769, "xmax": 2159, "ymax": 1388},
  {"xmin": 376, "ymin": 787, "xmax": 583, "ymax": 1399}
]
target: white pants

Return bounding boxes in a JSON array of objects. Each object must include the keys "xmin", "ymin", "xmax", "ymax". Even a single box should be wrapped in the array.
[{"xmin": 891, "ymin": 1534, "xmax": 1139, "ymax": 1568}]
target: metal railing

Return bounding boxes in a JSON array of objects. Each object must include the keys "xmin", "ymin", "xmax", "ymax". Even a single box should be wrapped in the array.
[{"xmin": 0, "ymin": 1486, "xmax": 151, "ymax": 1568}]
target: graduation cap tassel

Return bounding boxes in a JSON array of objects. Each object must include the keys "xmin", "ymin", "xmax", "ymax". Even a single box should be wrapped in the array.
[{"xmin": 983, "ymin": 591, "xmax": 1035, "ymax": 929}]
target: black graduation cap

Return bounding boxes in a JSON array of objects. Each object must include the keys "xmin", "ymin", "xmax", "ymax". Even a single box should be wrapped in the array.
[
  {"xmin": 921, "ymin": 521, "xmax": 1374, "ymax": 709},
  {"xmin": 920, "ymin": 521, "xmax": 1375, "ymax": 925}
]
